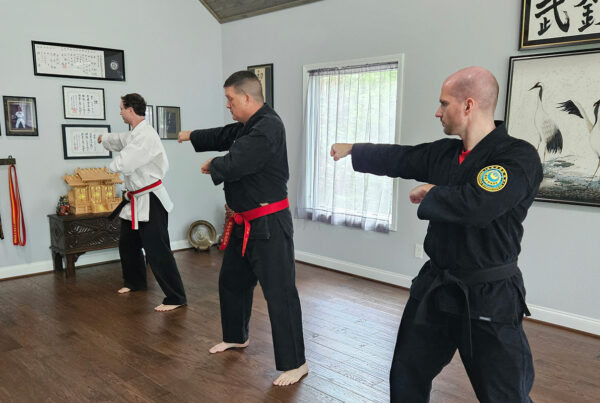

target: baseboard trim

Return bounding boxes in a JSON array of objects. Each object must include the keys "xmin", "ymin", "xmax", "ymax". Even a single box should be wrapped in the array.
[
  {"xmin": 295, "ymin": 250, "xmax": 413, "ymax": 288},
  {"xmin": 0, "ymin": 239, "xmax": 191, "ymax": 280},
  {"xmin": 295, "ymin": 250, "xmax": 600, "ymax": 336}
]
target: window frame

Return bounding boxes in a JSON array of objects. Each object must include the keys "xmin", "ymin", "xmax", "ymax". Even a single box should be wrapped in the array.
[{"xmin": 301, "ymin": 54, "xmax": 405, "ymax": 231}]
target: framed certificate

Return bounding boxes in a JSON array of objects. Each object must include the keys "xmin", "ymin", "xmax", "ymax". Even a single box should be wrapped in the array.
[
  {"xmin": 32, "ymin": 41, "xmax": 125, "ymax": 81},
  {"xmin": 62, "ymin": 124, "xmax": 112, "ymax": 159},
  {"xmin": 63, "ymin": 86, "xmax": 105, "ymax": 120},
  {"xmin": 248, "ymin": 63, "xmax": 273, "ymax": 108}
]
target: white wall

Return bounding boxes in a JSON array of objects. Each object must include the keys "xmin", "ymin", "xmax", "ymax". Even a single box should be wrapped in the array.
[
  {"xmin": 220, "ymin": 0, "xmax": 600, "ymax": 333},
  {"xmin": 0, "ymin": 0, "xmax": 226, "ymax": 276}
]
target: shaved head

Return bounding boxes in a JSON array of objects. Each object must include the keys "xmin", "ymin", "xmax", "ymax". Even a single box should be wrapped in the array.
[
  {"xmin": 224, "ymin": 70, "xmax": 264, "ymax": 104},
  {"xmin": 443, "ymin": 66, "xmax": 499, "ymax": 116}
]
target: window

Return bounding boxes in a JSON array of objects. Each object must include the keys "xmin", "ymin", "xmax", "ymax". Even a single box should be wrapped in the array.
[{"xmin": 296, "ymin": 55, "xmax": 404, "ymax": 232}]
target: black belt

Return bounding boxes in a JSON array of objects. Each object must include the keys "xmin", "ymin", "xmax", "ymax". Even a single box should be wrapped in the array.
[
  {"xmin": 108, "ymin": 197, "xmax": 129, "ymax": 221},
  {"xmin": 413, "ymin": 260, "xmax": 524, "ymax": 356}
]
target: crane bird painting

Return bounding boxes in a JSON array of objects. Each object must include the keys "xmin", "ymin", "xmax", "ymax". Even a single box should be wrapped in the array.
[
  {"xmin": 529, "ymin": 82, "xmax": 564, "ymax": 162},
  {"xmin": 557, "ymin": 99, "xmax": 600, "ymax": 188}
]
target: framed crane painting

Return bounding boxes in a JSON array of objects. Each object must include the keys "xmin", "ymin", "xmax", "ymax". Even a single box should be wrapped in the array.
[{"xmin": 505, "ymin": 48, "xmax": 600, "ymax": 207}]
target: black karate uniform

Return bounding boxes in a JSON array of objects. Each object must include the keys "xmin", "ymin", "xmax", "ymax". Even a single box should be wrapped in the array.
[
  {"xmin": 190, "ymin": 104, "xmax": 306, "ymax": 371},
  {"xmin": 351, "ymin": 122, "xmax": 542, "ymax": 403}
]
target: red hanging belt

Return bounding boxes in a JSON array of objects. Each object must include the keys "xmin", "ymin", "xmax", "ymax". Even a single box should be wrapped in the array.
[
  {"xmin": 127, "ymin": 180, "xmax": 163, "ymax": 230},
  {"xmin": 8, "ymin": 164, "xmax": 26, "ymax": 246},
  {"xmin": 220, "ymin": 198, "xmax": 290, "ymax": 256}
]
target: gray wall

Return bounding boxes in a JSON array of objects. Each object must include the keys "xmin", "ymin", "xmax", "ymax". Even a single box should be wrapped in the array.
[
  {"xmin": 0, "ymin": 0, "xmax": 226, "ymax": 273},
  {"xmin": 220, "ymin": 0, "xmax": 600, "ymax": 331}
]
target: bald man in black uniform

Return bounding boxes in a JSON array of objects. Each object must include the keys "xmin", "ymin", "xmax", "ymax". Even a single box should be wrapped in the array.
[{"xmin": 332, "ymin": 66, "xmax": 542, "ymax": 402}]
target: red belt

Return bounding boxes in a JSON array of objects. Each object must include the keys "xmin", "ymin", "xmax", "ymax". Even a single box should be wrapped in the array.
[
  {"xmin": 8, "ymin": 164, "xmax": 26, "ymax": 246},
  {"xmin": 127, "ymin": 180, "xmax": 162, "ymax": 230},
  {"xmin": 220, "ymin": 198, "xmax": 289, "ymax": 256}
]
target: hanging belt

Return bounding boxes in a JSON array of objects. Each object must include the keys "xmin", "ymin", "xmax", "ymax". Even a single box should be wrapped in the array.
[
  {"xmin": 220, "ymin": 198, "xmax": 290, "ymax": 256},
  {"xmin": 8, "ymin": 164, "xmax": 26, "ymax": 246},
  {"xmin": 413, "ymin": 260, "xmax": 524, "ymax": 356},
  {"xmin": 108, "ymin": 180, "xmax": 163, "ymax": 230}
]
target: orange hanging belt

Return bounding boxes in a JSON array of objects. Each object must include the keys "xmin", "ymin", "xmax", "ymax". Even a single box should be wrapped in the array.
[
  {"xmin": 220, "ymin": 198, "xmax": 290, "ymax": 256},
  {"xmin": 8, "ymin": 164, "xmax": 26, "ymax": 246}
]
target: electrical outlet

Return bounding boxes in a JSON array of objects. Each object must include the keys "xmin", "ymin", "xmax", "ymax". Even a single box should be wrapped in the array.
[{"xmin": 414, "ymin": 243, "xmax": 424, "ymax": 259}]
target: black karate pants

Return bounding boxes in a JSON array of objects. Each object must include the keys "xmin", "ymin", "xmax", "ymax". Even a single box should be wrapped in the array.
[
  {"xmin": 390, "ymin": 297, "xmax": 534, "ymax": 403},
  {"xmin": 219, "ymin": 221, "xmax": 305, "ymax": 371},
  {"xmin": 118, "ymin": 193, "xmax": 187, "ymax": 306}
]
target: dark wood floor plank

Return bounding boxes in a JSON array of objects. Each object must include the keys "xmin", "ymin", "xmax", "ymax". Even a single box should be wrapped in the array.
[{"xmin": 0, "ymin": 249, "xmax": 598, "ymax": 402}]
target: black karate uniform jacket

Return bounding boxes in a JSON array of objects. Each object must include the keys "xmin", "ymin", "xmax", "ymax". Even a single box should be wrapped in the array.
[
  {"xmin": 189, "ymin": 104, "xmax": 293, "ymax": 240},
  {"xmin": 351, "ymin": 122, "xmax": 543, "ymax": 324}
]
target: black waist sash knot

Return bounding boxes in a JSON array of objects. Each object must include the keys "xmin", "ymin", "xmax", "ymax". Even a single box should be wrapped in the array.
[{"xmin": 413, "ymin": 260, "xmax": 527, "ymax": 356}]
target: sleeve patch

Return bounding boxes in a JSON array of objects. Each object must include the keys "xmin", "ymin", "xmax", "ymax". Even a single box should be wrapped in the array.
[{"xmin": 477, "ymin": 165, "xmax": 508, "ymax": 192}]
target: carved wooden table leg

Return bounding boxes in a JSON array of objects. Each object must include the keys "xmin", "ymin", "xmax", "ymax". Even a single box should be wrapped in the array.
[
  {"xmin": 65, "ymin": 253, "xmax": 84, "ymax": 277},
  {"xmin": 52, "ymin": 252, "xmax": 64, "ymax": 272}
]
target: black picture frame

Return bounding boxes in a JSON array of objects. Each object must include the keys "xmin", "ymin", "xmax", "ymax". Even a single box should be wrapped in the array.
[
  {"xmin": 62, "ymin": 124, "xmax": 112, "ymax": 160},
  {"xmin": 248, "ymin": 63, "xmax": 273, "ymax": 108},
  {"xmin": 505, "ymin": 48, "xmax": 600, "ymax": 207},
  {"xmin": 62, "ymin": 86, "xmax": 106, "ymax": 120},
  {"xmin": 32, "ymin": 41, "xmax": 125, "ymax": 81},
  {"xmin": 156, "ymin": 106, "xmax": 181, "ymax": 140},
  {"xmin": 519, "ymin": 0, "xmax": 600, "ymax": 50},
  {"xmin": 3, "ymin": 96, "xmax": 38, "ymax": 136}
]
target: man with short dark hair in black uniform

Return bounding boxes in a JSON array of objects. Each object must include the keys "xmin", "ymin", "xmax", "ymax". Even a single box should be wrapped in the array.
[
  {"xmin": 178, "ymin": 71, "xmax": 308, "ymax": 386},
  {"xmin": 331, "ymin": 66, "xmax": 542, "ymax": 402}
]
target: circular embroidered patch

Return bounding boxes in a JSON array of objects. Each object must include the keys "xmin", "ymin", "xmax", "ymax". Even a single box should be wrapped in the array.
[{"xmin": 477, "ymin": 165, "xmax": 508, "ymax": 192}]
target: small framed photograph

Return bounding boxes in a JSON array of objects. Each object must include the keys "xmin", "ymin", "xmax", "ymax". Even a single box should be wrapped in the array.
[
  {"xmin": 145, "ymin": 105, "xmax": 154, "ymax": 127},
  {"xmin": 3, "ymin": 96, "xmax": 38, "ymax": 136},
  {"xmin": 519, "ymin": 0, "xmax": 600, "ymax": 50},
  {"xmin": 156, "ymin": 106, "xmax": 180, "ymax": 139},
  {"xmin": 62, "ymin": 86, "xmax": 105, "ymax": 120},
  {"xmin": 505, "ymin": 48, "xmax": 600, "ymax": 206},
  {"xmin": 62, "ymin": 124, "xmax": 112, "ymax": 159},
  {"xmin": 248, "ymin": 63, "xmax": 273, "ymax": 108}
]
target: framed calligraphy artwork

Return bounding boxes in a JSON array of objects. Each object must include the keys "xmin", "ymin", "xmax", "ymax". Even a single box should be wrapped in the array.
[
  {"xmin": 32, "ymin": 41, "xmax": 125, "ymax": 81},
  {"xmin": 3, "ymin": 96, "xmax": 38, "ymax": 136},
  {"xmin": 62, "ymin": 124, "xmax": 112, "ymax": 159},
  {"xmin": 505, "ymin": 48, "xmax": 600, "ymax": 206},
  {"xmin": 62, "ymin": 86, "xmax": 105, "ymax": 120},
  {"xmin": 248, "ymin": 63, "xmax": 273, "ymax": 108},
  {"xmin": 156, "ymin": 106, "xmax": 180, "ymax": 140},
  {"xmin": 520, "ymin": 0, "xmax": 600, "ymax": 49}
]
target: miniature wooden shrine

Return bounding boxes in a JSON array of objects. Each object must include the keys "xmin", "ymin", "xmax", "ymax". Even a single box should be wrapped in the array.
[{"xmin": 63, "ymin": 168, "xmax": 123, "ymax": 214}]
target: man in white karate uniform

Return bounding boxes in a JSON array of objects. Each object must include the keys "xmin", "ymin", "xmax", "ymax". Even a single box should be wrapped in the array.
[{"xmin": 98, "ymin": 93, "xmax": 186, "ymax": 312}]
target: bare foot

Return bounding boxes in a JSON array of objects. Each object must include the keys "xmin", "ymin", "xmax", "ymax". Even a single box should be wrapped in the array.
[
  {"xmin": 273, "ymin": 362, "xmax": 309, "ymax": 386},
  {"xmin": 209, "ymin": 340, "xmax": 249, "ymax": 353},
  {"xmin": 154, "ymin": 304, "xmax": 184, "ymax": 312},
  {"xmin": 118, "ymin": 287, "xmax": 131, "ymax": 294}
]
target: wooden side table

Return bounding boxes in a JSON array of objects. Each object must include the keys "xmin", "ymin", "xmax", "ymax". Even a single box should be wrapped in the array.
[{"xmin": 48, "ymin": 213, "xmax": 120, "ymax": 277}]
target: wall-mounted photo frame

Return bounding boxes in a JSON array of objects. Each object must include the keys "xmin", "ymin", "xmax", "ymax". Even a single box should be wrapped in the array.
[
  {"xmin": 32, "ymin": 41, "xmax": 125, "ymax": 81},
  {"xmin": 156, "ymin": 106, "xmax": 180, "ymax": 140},
  {"xmin": 62, "ymin": 86, "xmax": 105, "ymax": 120},
  {"xmin": 62, "ymin": 124, "xmax": 112, "ymax": 159},
  {"xmin": 145, "ymin": 105, "xmax": 154, "ymax": 128},
  {"xmin": 248, "ymin": 63, "xmax": 273, "ymax": 108},
  {"xmin": 3, "ymin": 96, "xmax": 38, "ymax": 136},
  {"xmin": 505, "ymin": 48, "xmax": 600, "ymax": 207},
  {"xmin": 519, "ymin": 0, "xmax": 600, "ymax": 50}
]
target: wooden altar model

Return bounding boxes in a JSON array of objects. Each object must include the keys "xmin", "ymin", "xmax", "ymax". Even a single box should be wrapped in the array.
[{"xmin": 63, "ymin": 168, "xmax": 122, "ymax": 214}]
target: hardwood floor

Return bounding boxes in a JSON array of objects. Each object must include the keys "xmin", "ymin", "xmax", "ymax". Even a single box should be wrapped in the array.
[{"xmin": 0, "ymin": 248, "xmax": 598, "ymax": 402}]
